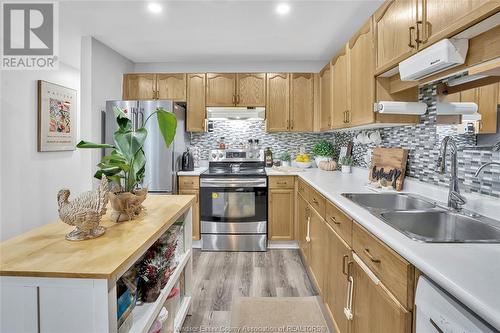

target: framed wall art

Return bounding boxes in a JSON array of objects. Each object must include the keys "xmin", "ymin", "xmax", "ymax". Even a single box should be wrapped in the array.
[{"xmin": 37, "ymin": 80, "xmax": 77, "ymax": 152}]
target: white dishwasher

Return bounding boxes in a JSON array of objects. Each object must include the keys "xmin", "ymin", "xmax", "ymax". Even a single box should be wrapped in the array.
[{"xmin": 415, "ymin": 276, "xmax": 497, "ymax": 333}]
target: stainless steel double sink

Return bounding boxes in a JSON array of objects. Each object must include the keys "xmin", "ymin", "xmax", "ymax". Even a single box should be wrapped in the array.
[{"xmin": 342, "ymin": 193, "xmax": 500, "ymax": 243}]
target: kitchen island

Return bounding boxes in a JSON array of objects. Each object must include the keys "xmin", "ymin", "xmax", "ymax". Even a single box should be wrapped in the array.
[{"xmin": 0, "ymin": 194, "xmax": 195, "ymax": 333}]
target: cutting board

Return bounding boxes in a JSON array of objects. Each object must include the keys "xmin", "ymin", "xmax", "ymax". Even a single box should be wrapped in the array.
[{"xmin": 369, "ymin": 148, "xmax": 409, "ymax": 191}]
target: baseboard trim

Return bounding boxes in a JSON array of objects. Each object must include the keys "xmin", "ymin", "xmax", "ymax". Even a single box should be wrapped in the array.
[{"xmin": 267, "ymin": 240, "xmax": 299, "ymax": 249}]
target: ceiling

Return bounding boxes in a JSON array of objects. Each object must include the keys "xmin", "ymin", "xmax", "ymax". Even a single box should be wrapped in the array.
[{"xmin": 60, "ymin": 0, "xmax": 383, "ymax": 68}]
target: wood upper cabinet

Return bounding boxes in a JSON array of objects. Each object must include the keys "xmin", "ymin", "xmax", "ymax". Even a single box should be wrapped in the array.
[
  {"xmin": 331, "ymin": 48, "xmax": 349, "ymax": 129},
  {"xmin": 325, "ymin": 225, "xmax": 352, "ymax": 333},
  {"xmin": 206, "ymin": 73, "xmax": 237, "ymax": 106},
  {"xmin": 349, "ymin": 19, "xmax": 376, "ymax": 127},
  {"xmin": 309, "ymin": 207, "xmax": 327, "ymax": 294},
  {"xmin": 266, "ymin": 73, "xmax": 290, "ymax": 132},
  {"xmin": 319, "ymin": 63, "xmax": 333, "ymax": 131},
  {"xmin": 374, "ymin": 0, "xmax": 417, "ymax": 73},
  {"xmin": 236, "ymin": 73, "xmax": 266, "ymax": 106},
  {"xmin": 186, "ymin": 73, "xmax": 206, "ymax": 132},
  {"xmin": 351, "ymin": 259, "xmax": 412, "ymax": 333},
  {"xmin": 123, "ymin": 74, "xmax": 156, "ymax": 100},
  {"xmin": 297, "ymin": 193, "xmax": 310, "ymax": 262},
  {"xmin": 290, "ymin": 73, "xmax": 314, "ymax": 132},
  {"xmin": 156, "ymin": 73, "xmax": 187, "ymax": 101},
  {"xmin": 459, "ymin": 82, "xmax": 499, "ymax": 134}
]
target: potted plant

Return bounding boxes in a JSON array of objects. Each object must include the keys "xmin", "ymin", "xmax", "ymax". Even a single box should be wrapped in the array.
[
  {"xmin": 280, "ymin": 152, "xmax": 291, "ymax": 167},
  {"xmin": 312, "ymin": 140, "xmax": 334, "ymax": 166},
  {"xmin": 339, "ymin": 155, "xmax": 354, "ymax": 174},
  {"xmin": 77, "ymin": 106, "xmax": 177, "ymax": 221}
]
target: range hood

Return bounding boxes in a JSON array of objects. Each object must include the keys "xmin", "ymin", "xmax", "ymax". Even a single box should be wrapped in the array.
[{"xmin": 206, "ymin": 107, "xmax": 265, "ymax": 120}]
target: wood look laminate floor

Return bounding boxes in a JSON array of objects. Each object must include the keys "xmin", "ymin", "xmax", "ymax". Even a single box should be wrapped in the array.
[{"xmin": 182, "ymin": 249, "xmax": 318, "ymax": 331}]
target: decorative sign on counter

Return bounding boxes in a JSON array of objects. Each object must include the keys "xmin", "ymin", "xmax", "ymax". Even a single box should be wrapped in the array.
[{"xmin": 369, "ymin": 148, "xmax": 408, "ymax": 191}]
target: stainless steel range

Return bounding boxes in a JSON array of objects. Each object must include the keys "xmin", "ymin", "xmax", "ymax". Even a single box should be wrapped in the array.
[{"xmin": 200, "ymin": 149, "xmax": 267, "ymax": 251}]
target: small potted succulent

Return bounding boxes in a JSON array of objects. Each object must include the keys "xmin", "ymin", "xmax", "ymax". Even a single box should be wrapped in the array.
[
  {"xmin": 312, "ymin": 140, "xmax": 334, "ymax": 166},
  {"xmin": 280, "ymin": 152, "xmax": 292, "ymax": 167},
  {"xmin": 77, "ymin": 106, "xmax": 177, "ymax": 222},
  {"xmin": 339, "ymin": 155, "xmax": 354, "ymax": 174}
]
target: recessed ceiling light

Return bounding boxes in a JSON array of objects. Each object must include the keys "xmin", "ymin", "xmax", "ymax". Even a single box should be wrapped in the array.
[
  {"xmin": 147, "ymin": 2, "xmax": 163, "ymax": 14},
  {"xmin": 276, "ymin": 3, "xmax": 291, "ymax": 15}
]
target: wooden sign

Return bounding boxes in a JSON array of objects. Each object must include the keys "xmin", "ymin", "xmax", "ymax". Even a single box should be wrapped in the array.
[{"xmin": 369, "ymin": 148, "xmax": 409, "ymax": 191}]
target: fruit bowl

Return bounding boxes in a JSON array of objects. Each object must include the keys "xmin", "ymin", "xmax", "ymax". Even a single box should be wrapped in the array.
[{"xmin": 294, "ymin": 161, "xmax": 313, "ymax": 168}]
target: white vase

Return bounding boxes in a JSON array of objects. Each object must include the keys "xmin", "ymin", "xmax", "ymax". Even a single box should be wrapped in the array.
[
  {"xmin": 342, "ymin": 165, "xmax": 352, "ymax": 174},
  {"xmin": 282, "ymin": 161, "xmax": 290, "ymax": 167},
  {"xmin": 315, "ymin": 156, "xmax": 332, "ymax": 166}
]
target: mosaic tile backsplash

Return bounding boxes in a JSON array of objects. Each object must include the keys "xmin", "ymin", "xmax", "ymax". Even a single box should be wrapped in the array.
[{"xmin": 190, "ymin": 83, "xmax": 500, "ymax": 198}]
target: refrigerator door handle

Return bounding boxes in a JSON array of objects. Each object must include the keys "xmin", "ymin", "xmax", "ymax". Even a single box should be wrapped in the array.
[{"xmin": 139, "ymin": 108, "xmax": 144, "ymax": 128}]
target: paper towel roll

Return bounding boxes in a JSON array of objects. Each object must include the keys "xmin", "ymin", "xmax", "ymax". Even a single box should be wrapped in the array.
[
  {"xmin": 374, "ymin": 101, "xmax": 427, "ymax": 115},
  {"xmin": 436, "ymin": 102, "xmax": 478, "ymax": 115}
]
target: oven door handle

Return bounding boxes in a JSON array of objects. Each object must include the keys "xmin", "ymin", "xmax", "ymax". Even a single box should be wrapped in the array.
[{"xmin": 201, "ymin": 179, "xmax": 267, "ymax": 188}]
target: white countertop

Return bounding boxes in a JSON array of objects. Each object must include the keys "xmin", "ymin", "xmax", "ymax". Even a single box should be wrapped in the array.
[
  {"xmin": 280, "ymin": 167, "xmax": 500, "ymax": 330},
  {"xmin": 177, "ymin": 167, "xmax": 208, "ymax": 176}
]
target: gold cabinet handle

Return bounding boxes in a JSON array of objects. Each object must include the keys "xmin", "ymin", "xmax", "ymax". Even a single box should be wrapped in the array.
[
  {"xmin": 408, "ymin": 26, "xmax": 416, "ymax": 48},
  {"xmin": 364, "ymin": 248, "xmax": 381, "ymax": 263},
  {"xmin": 290, "ymin": 120, "xmax": 294, "ymax": 130},
  {"xmin": 232, "ymin": 94, "xmax": 236, "ymax": 104},
  {"xmin": 236, "ymin": 94, "xmax": 240, "ymax": 104},
  {"xmin": 330, "ymin": 216, "xmax": 341, "ymax": 225},
  {"xmin": 277, "ymin": 181, "xmax": 287, "ymax": 185},
  {"xmin": 342, "ymin": 255, "xmax": 349, "ymax": 275},
  {"xmin": 286, "ymin": 119, "xmax": 290, "ymax": 130}
]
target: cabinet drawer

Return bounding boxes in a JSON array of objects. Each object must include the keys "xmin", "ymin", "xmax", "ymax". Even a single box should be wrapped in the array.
[
  {"xmin": 297, "ymin": 178, "xmax": 310, "ymax": 201},
  {"xmin": 326, "ymin": 201, "xmax": 352, "ymax": 246},
  {"xmin": 309, "ymin": 188, "xmax": 326, "ymax": 219},
  {"xmin": 269, "ymin": 176, "xmax": 295, "ymax": 189},
  {"xmin": 352, "ymin": 222, "xmax": 414, "ymax": 310},
  {"xmin": 178, "ymin": 176, "xmax": 199, "ymax": 190}
]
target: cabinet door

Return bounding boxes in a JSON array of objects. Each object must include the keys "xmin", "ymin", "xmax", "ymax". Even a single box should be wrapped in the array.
[
  {"xmin": 421, "ymin": 0, "xmax": 499, "ymax": 47},
  {"xmin": 374, "ymin": 0, "xmax": 417, "ymax": 72},
  {"xmin": 157, "ymin": 73, "xmax": 187, "ymax": 101},
  {"xmin": 349, "ymin": 20, "xmax": 375, "ymax": 126},
  {"xmin": 236, "ymin": 73, "xmax": 266, "ymax": 107},
  {"xmin": 325, "ymin": 226, "xmax": 352, "ymax": 333},
  {"xmin": 297, "ymin": 194, "xmax": 310, "ymax": 262},
  {"xmin": 319, "ymin": 64, "xmax": 332, "ymax": 131},
  {"xmin": 206, "ymin": 73, "xmax": 236, "ymax": 106},
  {"xmin": 290, "ymin": 73, "xmax": 314, "ymax": 132},
  {"xmin": 309, "ymin": 208, "xmax": 327, "ymax": 294},
  {"xmin": 266, "ymin": 73, "xmax": 290, "ymax": 132},
  {"xmin": 186, "ymin": 73, "xmax": 206, "ymax": 132},
  {"xmin": 331, "ymin": 49, "xmax": 349, "ymax": 129},
  {"xmin": 122, "ymin": 73, "xmax": 156, "ymax": 100},
  {"xmin": 268, "ymin": 188, "xmax": 294, "ymax": 240},
  {"xmin": 477, "ymin": 83, "xmax": 499, "ymax": 134},
  {"xmin": 179, "ymin": 189, "xmax": 200, "ymax": 240},
  {"xmin": 351, "ymin": 259, "xmax": 412, "ymax": 333}
]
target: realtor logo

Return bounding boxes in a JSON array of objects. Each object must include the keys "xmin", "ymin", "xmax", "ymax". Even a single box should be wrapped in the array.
[{"xmin": 1, "ymin": 2, "xmax": 58, "ymax": 70}]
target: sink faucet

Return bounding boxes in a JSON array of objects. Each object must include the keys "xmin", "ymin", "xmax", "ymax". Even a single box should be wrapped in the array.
[
  {"xmin": 436, "ymin": 136, "xmax": 467, "ymax": 211},
  {"xmin": 492, "ymin": 141, "xmax": 500, "ymax": 152},
  {"xmin": 474, "ymin": 162, "xmax": 500, "ymax": 177}
]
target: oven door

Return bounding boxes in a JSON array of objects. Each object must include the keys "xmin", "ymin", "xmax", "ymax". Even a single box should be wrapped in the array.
[{"xmin": 200, "ymin": 178, "xmax": 267, "ymax": 231}]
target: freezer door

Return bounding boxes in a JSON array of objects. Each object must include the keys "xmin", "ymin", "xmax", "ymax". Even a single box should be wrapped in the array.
[{"xmin": 139, "ymin": 100, "xmax": 175, "ymax": 192}]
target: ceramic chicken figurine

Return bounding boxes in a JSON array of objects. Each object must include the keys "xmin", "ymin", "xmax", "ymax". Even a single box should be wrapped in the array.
[{"xmin": 57, "ymin": 176, "xmax": 109, "ymax": 241}]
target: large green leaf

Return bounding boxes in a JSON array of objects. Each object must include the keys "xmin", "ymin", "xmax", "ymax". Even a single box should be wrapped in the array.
[
  {"xmin": 156, "ymin": 109, "xmax": 177, "ymax": 147},
  {"xmin": 76, "ymin": 140, "xmax": 114, "ymax": 149},
  {"xmin": 113, "ymin": 107, "xmax": 132, "ymax": 131},
  {"xmin": 113, "ymin": 127, "xmax": 147, "ymax": 161}
]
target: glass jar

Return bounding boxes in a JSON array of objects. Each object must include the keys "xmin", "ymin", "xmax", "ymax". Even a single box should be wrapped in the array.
[
  {"xmin": 265, "ymin": 147, "xmax": 273, "ymax": 167},
  {"xmin": 218, "ymin": 137, "xmax": 226, "ymax": 150}
]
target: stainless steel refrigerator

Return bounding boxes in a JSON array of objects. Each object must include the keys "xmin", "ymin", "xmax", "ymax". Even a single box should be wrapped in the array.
[{"xmin": 103, "ymin": 100, "xmax": 189, "ymax": 193}]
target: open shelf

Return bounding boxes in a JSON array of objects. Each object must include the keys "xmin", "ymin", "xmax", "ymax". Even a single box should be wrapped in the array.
[
  {"xmin": 174, "ymin": 296, "xmax": 192, "ymax": 333},
  {"xmin": 128, "ymin": 249, "xmax": 192, "ymax": 333}
]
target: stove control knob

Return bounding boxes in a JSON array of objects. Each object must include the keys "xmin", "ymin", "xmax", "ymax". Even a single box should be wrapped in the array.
[
  {"xmin": 211, "ymin": 153, "xmax": 217, "ymax": 159},
  {"xmin": 248, "ymin": 152, "xmax": 254, "ymax": 158},
  {"xmin": 255, "ymin": 152, "xmax": 260, "ymax": 158},
  {"xmin": 219, "ymin": 153, "xmax": 224, "ymax": 158}
]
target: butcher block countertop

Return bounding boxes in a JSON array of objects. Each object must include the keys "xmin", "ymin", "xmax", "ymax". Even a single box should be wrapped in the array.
[{"xmin": 0, "ymin": 195, "xmax": 194, "ymax": 282}]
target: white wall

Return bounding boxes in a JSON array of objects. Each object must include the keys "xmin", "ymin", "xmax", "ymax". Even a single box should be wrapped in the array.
[
  {"xmin": 134, "ymin": 61, "xmax": 325, "ymax": 73},
  {"xmin": 0, "ymin": 63, "xmax": 93, "ymax": 240}
]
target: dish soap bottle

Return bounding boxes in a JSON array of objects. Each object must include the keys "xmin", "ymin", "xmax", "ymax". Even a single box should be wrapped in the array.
[{"xmin": 265, "ymin": 147, "xmax": 273, "ymax": 167}]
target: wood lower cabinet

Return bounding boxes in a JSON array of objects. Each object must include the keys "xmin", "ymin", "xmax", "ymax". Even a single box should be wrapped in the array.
[
  {"xmin": 268, "ymin": 177, "xmax": 295, "ymax": 240},
  {"xmin": 349, "ymin": 20, "xmax": 376, "ymax": 127},
  {"xmin": 319, "ymin": 63, "xmax": 332, "ymax": 131},
  {"xmin": 236, "ymin": 73, "xmax": 266, "ymax": 106},
  {"xmin": 156, "ymin": 73, "xmax": 187, "ymax": 101},
  {"xmin": 178, "ymin": 176, "xmax": 200, "ymax": 240},
  {"xmin": 309, "ymin": 207, "xmax": 328, "ymax": 294},
  {"xmin": 325, "ymin": 224, "xmax": 352, "ymax": 333},
  {"xmin": 374, "ymin": 0, "xmax": 417, "ymax": 73},
  {"xmin": 206, "ymin": 73, "xmax": 237, "ymax": 106},
  {"xmin": 186, "ymin": 73, "xmax": 206, "ymax": 132},
  {"xmin": 297, "ymin": 193, "xmax": 310, "ymax": 262},
  {"xmin": 266, "ymin": 73, "xmax": 290, "ymax": 132},
  {"xmin": 290, "ymin": 73, "xmax": 314, "ymax": 132},
  {"xmin": 123, "ymin": 73, "xmax": 156, "ymax": 100},
  {"xmin": 350, "ymin": 259, "xmax": 412, "ymax": 333}
]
